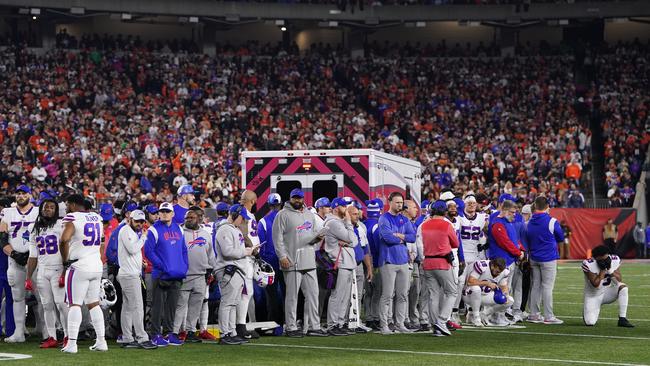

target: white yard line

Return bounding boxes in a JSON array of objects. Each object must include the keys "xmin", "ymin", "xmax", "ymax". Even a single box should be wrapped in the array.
[
  {"xmin": 554, "ymin": 291, "xmax": 650, "ymax": 297},
  {"xmin": 557, "ymin": 315, "xmax": 650, "ymax": 322},
  {"xmin": 248, "ymin": 343, "xmax": 648, "ymax": 366},
  {"xmin": 555, "ymin": 301, "xmax": 650, "ymax": 308},
  {"xmin": 461, "ymin": 328, "xmax": 650, "ymax": 341}
]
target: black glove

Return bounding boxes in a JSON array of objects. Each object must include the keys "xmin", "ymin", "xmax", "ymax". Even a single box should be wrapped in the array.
[
  {"xmin": 597, "ymin": 257, "xmax": 612, "ymax": 270},
  {"xmin": 10, "ymin": 250, "xmax": 29, "ymax": 266},
  {"xmin": 458, "ymin": 261, "xmax": 466, "ymax": 277},
  {"xmin": 477, "ymin": 243, "xmax": 488, "ymax": 252},
  {"xmin": 63, "ymin": 259, "xmax": 78, "ymax": 269}
]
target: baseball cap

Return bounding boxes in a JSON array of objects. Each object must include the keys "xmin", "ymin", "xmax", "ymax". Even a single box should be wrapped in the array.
[
  {"xmin": 229, "ymin": 204, "xmax": 252, "ymax": 220},
  {"xmin": 342, "ymin": 197, "xmax": 354, "ymax": 206},
  {"xmin": 330, "ymin": 198, "xmax": 346, "ymax": 209},
  {"xmin": 521, "ymin": 204, "xmax": 532, "ymax": 215},
  {"xmin": 353, "ymin": 201, "xmax": 363, "ymax": 210},
  {"xmin": 267, "ymin": 193, "xmax": 282, "ymax": 205},
  {"xmin": 429, "ymin": 200, "xmax": 448, "ymax": 213},
  {"xmin": 463, "ymin": 193, "xmax": 477, "ymax": 204},
  {"xmin": 314, "ymin": 197, "xmax": 331, "ymax": 209},
  {"xmin": 16, "ymin": 185, "xmax": 31, "ymax": 194},
  {"xmin": 158, "ymin": 202, "xmax": 173, "ymax": 212},
  {"xmin": 177, "ymin": 184, "xmax": 194, "ymax": 196},
  {"xmin": 366, "ymin": 199, "xmax": 381, "ymax": 215},
  {"xmin": 215, "ymin": 202, "xmax": 230, "ymax": 212},
  {"xmin": 99, "ymin": 203, "xmax": 115, "ymax": 221},
  {"xmin": 130, "ymin": 210, "xmax": 146, "ymax": 221},
  {"xmin": 290, "ymin": 188, "xmax": 304, "ymax": 198},
  {"xmin": 498, "ymin": 193, "xmax": 515, "ymax": 204},
  {"xmin": 122, "ymin": 200, "xmax": 138, "ymax": 213},
  {"xmin": 420, "ymin": 200, "xmax": 430, "ymax": 210},
  {"xmin": 440, "ymin": 191, "xmax": 455, "ymax": 201},
  {"xmin": 145, "ymin": 204, "xmax": 159, "ymax": 214}
]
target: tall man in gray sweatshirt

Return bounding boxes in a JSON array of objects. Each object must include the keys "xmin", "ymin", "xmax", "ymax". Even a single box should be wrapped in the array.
[
  {"xmin": 272, "ymin": 189, "xmax": 327, "ymax": 338},
  {"xmin": 324, "ymin": 199, "xmax": 359, "ymax": 336},
  {"xmin": 172, "ymin": 207, "xmax": 217, "ymax": 343}
]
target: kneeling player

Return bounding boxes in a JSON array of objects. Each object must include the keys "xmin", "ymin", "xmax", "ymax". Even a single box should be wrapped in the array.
[
  {"xmin": 582, "ymin": 245, "xmax": 634, "ymax": 328},
  {"xmin": 463, "ymin": 258, "xmax": 513, "ymax": 327}
]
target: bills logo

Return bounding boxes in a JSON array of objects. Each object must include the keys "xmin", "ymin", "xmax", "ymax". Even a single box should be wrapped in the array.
[
  {"xmin": 238, "ymin": 233, "xmax": 245, "ymax": 245},
  {"xmin": 188, "ymin": 237, "xmax": 207, "ymax": 250},
  {"xmin": 163, "ymin": 231, "xmax": 182, "ymax": 241},
  {"xmin": 296, "ymin": 221, "xmax": 313, "ymax": 233}
]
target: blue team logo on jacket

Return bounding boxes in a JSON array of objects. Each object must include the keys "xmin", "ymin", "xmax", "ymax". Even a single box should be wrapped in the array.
[
  {"xmin": 296, "ymin": 221, "xmax": 313, "ymax": 233},
  {"xmin": 188, "ymin": 237, "xmax": 207, "ymax": 250}
]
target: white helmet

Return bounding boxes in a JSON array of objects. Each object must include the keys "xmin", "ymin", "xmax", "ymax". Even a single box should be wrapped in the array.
[
  {"xmin": 254, "ymin": 259, "xmax": 275, "ymax": 288},
  {"xmin": 99, "ymin": 279, "xmax": 117, "ymax": 309}
]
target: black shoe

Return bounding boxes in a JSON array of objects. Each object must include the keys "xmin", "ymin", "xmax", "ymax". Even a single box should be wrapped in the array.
[
  {"xmin": 236, "ymin": 324, "xmax": 249, "ymax": 339},
  {"xmin": 219, "ymin": 335, "xmax": 243, "ymax": 345},
  {"xmin": 328, "ymin": 326, "xmax": 348, "ymax": 336},
  {"xmin": 285, "ymin": 329, "xmax": 304, "ymax": 338},
  {"xmin": 306, "ymin": 329, "xmax": 329, "ymax": 337},
  {"xmin": 139, "ymin": 340, "xmax": 158, "ymax": 350},
  {"xmin": 419, "ymin": 324, "xmax": 430, "ymax": 332},
  {"xmin": 248, "ymin": 329, "xmax": 260, "ymax": 339},
  {"xmin": 355, "ymin": 327, "xmax": 368, "ymax": 334},
  {"xmin": 341, "ymin": 325, "xmax": 356, "ymax": 335},
  {"xmin": 388, "ymin": 323, "xmax": 396, "ymax": 331},
  {"xmin": 122, "ymin": 341, "xmax": 139, "ymax": 349},
  {"xmin": 618, "ymin": 317, "xmax": 635, "ymax": 328},
  {"xmin": 232, "ymin": 335, "xmax": 249, "ymax": 344},
  {"xmin": 369, "ymin": 321, "xmax": 380, "ymax": 331},
  {"xmin": 185, "ymin": 331, "xmax": 202, "ymax": 343}
]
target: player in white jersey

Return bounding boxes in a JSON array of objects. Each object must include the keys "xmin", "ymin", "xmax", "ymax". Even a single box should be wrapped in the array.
[
  {"xmin": 452, "ymin": 194, "xmax": 489, "ymax": 322},
  {"xmin": 441, "ymin": 193, "xmax": 462, "ymax": 327},
  {"xmin": 237, "ymin": 190, "xmax": 260, "ymax": 339},
  {"xmin": 1, "ymin": 185, "xmax": 39, "ymax": 343},
  {"xmin": 25, "ymin": 198, "xmax": 69, "ymax": 348},
  {"xmin": 463, "ymin": 258, "xmax": 513, "ymax": 327},
  {"xmin": 582, "ymin": 245, "xmax": 634, "ymax": 328},
  {"xmin": 60, "ymin": 194, "xmax": 107, "ymax": 353}
]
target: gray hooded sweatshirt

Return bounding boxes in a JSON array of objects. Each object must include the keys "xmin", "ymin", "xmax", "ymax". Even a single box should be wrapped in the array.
[
  {"xmin": 273, "ymin": 202, "xmax": 321, "ymax": 271},
  {"xmin": 182, "ymin": 225, "xmax": 218, "ymax": 276},
  {"xmin": 323, "ymin": 214, "xmax": 358, "ymax": 270},
  {"xmin": 214, "ymin": 220, "xmax": 248, "ymax": 272}
]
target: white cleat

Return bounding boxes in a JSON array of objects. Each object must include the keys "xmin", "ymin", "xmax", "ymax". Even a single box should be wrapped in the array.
[
  {"xmin": 4, "ymin": 334, "xmax": 26, "ymax": 343},
  {"xmin": 90, "ymin": 340, "xmax": 108, "ymax": 351},
  {"xmin": 61, "ymin": 344, "xmax": 78, "ymax": 354}
]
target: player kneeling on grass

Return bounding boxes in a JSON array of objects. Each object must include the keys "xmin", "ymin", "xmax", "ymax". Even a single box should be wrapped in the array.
[
  {"xmin": 582, "ymin": 245, "xmax": 634, "ymax": 328},
  {"xmin": 463, "ymin": 258, "xmax": 513, "ymax": 327}
]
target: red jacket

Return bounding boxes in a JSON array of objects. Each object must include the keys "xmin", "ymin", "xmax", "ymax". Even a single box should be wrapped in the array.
[{"xmin": 419, "ymin": 217, "xmax": 459, "ymax": 270}]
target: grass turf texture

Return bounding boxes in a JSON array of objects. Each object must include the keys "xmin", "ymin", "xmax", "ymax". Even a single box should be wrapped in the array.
[{"xmin": 2, "ymin": 262, "xmax": 649, "ymax": 366}]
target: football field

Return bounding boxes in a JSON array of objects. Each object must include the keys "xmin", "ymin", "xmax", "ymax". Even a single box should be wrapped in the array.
[{"xmin": 2, "ymin": 262, "xmax": 649, "ymax": 366}]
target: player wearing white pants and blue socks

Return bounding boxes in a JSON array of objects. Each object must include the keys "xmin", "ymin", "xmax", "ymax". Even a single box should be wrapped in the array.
[
  {"xmin": 525, "ymin": 197, "xmax": 565, "ymax": 325},
  {"xmin": 463, "ymin": 259, "xmax": 512, "ymax": 326},
  {"xmin": 582, "ymin": 246, "xmax": 634, "ymax": 328},
  {"xmin": 60, "ymin": 194, "xmax": 107, "ymax": 354}
]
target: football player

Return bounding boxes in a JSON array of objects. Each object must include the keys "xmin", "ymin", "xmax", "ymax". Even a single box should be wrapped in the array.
[
  {"xmin": 25, "ymin": 197, "xmax": 68, "ymax": 348},
  {"xmin": 463, "ymin": 258, "xmax": 512, "ymax": 327},
  {"xmin": 60, "ymin": 194, "xmax": 107, "ymax": 353},
  {"xmin": 1, "ymin": 185, "xmax": 39, "ymax": 343},
  {"xmin": 582, "ymin": 245, "xmax": 634, "ymax": 327}
]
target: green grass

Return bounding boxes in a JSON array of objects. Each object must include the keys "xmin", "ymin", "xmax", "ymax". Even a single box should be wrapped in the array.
[{"xmin": 3, "ymin": 262, "xmax": 650, "ymax": 366}]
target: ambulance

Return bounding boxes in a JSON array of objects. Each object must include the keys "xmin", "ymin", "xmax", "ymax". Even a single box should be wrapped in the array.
[{"xmin": 241, "ymin": 149, "xmax": 422, "ymax": 217}]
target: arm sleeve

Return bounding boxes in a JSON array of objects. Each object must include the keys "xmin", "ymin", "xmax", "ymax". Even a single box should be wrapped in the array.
[
  {"xmin": 491, "ymin": 222, "xmax": 522, "ymax": 257},
  {"xmin": 258, "ymin": 219, "xmax": 267, "ymax": 245},
  {"xmin": 206, "ymin": 233, "xmax": 218, "ymax": 269},
  {"xmin": 144, "ymin": 228, "xmax": 164, "ymax": 271},
  {"xmin": 553, "ymin": 221, "xmax": 565, "ymax": 243},
  {"xmin": 378, "ymin": 216, "xmax": 402, "ymax": 246},
  {"xmin": 329, "ymin": 220, "xmax": 357, "ymax": 246},
  {"xmin": 181, "ymin": 234, "xmax": 189, "ymax": 272},
  {"xmin": 272, "ymin": 213, "xmax": 288, "ymax": 259},
  {"xmin": 29, "ymin": 238, "xmax": 38, "ymax": 258},
  {"xmin": 119, "ymin": 229, "xmax": 141, "ymax": 255},
  {"xmin": 404, "ymin": 221, "xmax": 416, "ymax": 244}
]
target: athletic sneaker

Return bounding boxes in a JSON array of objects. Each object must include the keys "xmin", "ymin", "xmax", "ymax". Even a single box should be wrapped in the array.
[
  {"xmin": 511, "ymin": 313, "xmax": 524, "ymax": 323},
  {"xmin": 306, "ymin": 329, "xmax": 329, "ymax": 337},
  {"xmin": 219, "ymin": 335, "xmax": 243, "ymax": 345},
  {"xmin": 328, "ymin": 326, "xmax": 349, "ymax": 336},
  {"xmin": 285, "ymin": 329, "xmax": 304, "ymax": 338},
  {"xmin": 543, "ymin": 317, "xmax": 564, "ymax": 325},
  {"xmin": 379, "ymin": 327, "xmax": 394, "ymax": 335},
  {"xmin": 61, "ymin": 343, "xmax": 78, "ymax": 353},
  {"xmin": 40, "ymin": 337, "xmax": 59, "ymax": 349},
  {"xmin": 166, "ymin": 333, "xmax": 184, "ymax": 346},
  {"xmin": 419, "ymin": 324, "xmax": 431, "ymax": 332},
  {"xmin": 355, "ymin": 326, "xmax": 370, "ymax": 334},
  {"xmin": 341, "ymin": 325, "xmax": 356, "ymax": 335},
  {"xmin": 467, "ymin": 312, "xmax": 483, "ymax": 327},
  {"xmin": 432, "ymin": 329, "xmax": 445, "ymax": 337},
  {"xmin": 433, "ymin": 322, "xmax": 451, "ymax": 336},
  {"xmin": 489, "ymin": 313, "xmax": 510, "ymax": 327},
  {"xmin": 185, "ymin": 331, "xmax": 202, "ymax": 343},
  {"xmin": 447, "ymin": 320, "xmax": 462, "ymax": 330},
  {"xmin": 122, "ymin": 341, "xmax": 140, "ymax": 349},
  {"xmin": 178, "ymin": 331, "xmax": 187, "ymax": 341},
  {"xmin": 116, "ymin": 334, "xmax": 128, "ymax": 344},
  {"xmin": 151, "ymin": 334, "xmax": 168, "ymax": 347},
  {"xmin": 199, "ymin": 330, "xmax": 217, "ymax": 341},
  {"xmin": 4, "ymin": 333, "xmax": 25, "ymax": 343},
  {"xmin": 139, "ymin": 340, "xmax": 158, "ymax": 350},
  {"xmin": 394, "ymin": 326, "xmax": 415, "ymax": 334},
  {"xmin": 60, "ymin": 336, "xmax": 69, "ymax": 348},
  {"xmin": 89, "ymin": 340, "xmax": 108, "ymax": 351},
  {"xmin": 232, "ymin": 335, "xmax": 249, "ymax": 344},
  {"xmin": 618, "ymin": 317, "xmax": 635, "ymax": 328},
  {"xmin": 450, "ymin": 312, "xmax": 462, "ymax": 325},
  {"xmin": 526, "ymin": 314, "xmax": 544, "ymax": 323}
]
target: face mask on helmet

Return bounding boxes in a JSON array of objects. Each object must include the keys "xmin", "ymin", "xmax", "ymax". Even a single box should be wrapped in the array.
[
  {"xmin": 254, "ymin": 259, "xmax": 275, "ymax": 288},
  {"xmin": 99, "ymin": 279, "xmax": 117, "ymax": 309}
]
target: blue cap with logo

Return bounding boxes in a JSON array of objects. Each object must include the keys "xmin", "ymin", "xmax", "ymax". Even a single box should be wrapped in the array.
[
  {"xmin": 267, "ymin": 193, "xmax": 282, "ymax": 205},
  {"xmin": 429, "ymin": 200, "xmax": 448, "ymax": 213},
  {"xmin": 145, "ymin": 204, "xmax": 159, "ymax": 215},
  {"xmin": 290, "ymin": 188, "xmax": 304, "ymax": 198},
  {"xmin": 99, "ymin": 203, "xmax": 114, "ymax": 221},
  {"xmin": 420, "ymin": 199, "xmax": 430, "ymax": 210},
  {"xmin": 314, "ymin": 197, "xmax": 331, "ymax": 209},
  {"xmin": 498, "ymin": 193, "xmax": 515, "ymax": 204},
  {"xmin": 330, "ymin": 198, "xmax": 346, "ymax": 209},
  {"xmin": 16, "ymin": 185, "xmax": 31, "ymax": 194},
  {"xmin": 229, "ymin": 204, "xmax": 252, "ymax": 220},
  {"xmin": 177, "ymin": 184, "xmax": 195, "ymax": 196},
  {"xmin": 215, "ymin": 202, "xmax": 230, "ymax": 212}
]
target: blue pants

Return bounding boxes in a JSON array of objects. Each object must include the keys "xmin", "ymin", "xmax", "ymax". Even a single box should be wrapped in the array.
[{"xmin": 0, "ymin": 278, "xmax": 15, "ymax": 337}]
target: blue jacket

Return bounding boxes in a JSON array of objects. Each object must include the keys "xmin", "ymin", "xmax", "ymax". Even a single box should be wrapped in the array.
[
  {"xmin": 258, "ymin": 210, "xmax": 280, "ymax": 270},
  {"xmin": 106, "ymin": 222, "xmax": 126, "ymax": 266},
  {"xmin": 377, "ymin": 212, "xmax": 416, "ymax": 266},
  {"xmin": 0, "ymin": 250, "xmax": 8, "ymax": 280},
  {"xmin": 488, "ymin": 216, "xmax": 522, "ymax": 266},
  {"xmin": 353, "ymin": 226, "xmax": 370, "ymax": 264},
  {"xmin": 414, "ymin": 214, "xmax": 427, "ymax": 228},
  {"xmin": 144, "ymin": 221, "xmax": 188, "ymax": 280},
  {"xmin": 173, "ymin": 204, "xmax": 188, "ymax": 225},
  {"xmin": 526, "ymin": 212, "xmax": 564, "ymax": 262},
  {"xmin": 364, "ymin": 216, "xmax": 380, "ymax": 267},
  {"xmin": 514, "ymin": 220, "xmax": 529, "ymax": 250}
]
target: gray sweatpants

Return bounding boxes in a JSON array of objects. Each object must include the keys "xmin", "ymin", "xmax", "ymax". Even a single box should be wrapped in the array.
[
  {"xmin": 328, "ymin": 268, "xmax": 353, "ymax": 328},
  {"xmin": 511, "ymin": 265, "xmax": 524, "ymax": 314},
  {"xmin": 216, "ymin": 269, "xmax": 244, "ymax": 337},
  {"xmin": 529, "ymin": 259, "xmax": 557, "ymax": 319},
  {"xmin": 173, "ymin": 275, "xmax": 207, "ymax": 333},
  {"xmin": 365, "ymin": 268, "xmax": 382, "ymax": 322},
  {"xmin": 379, "ymin": 263, "xmax": 410, "ymax": 329},
  {"xmin": 354, "ymin": 263, "xmax": 365, "ymax": 323},
  {"xmin": 408, "ymin": 264, "xmax": 421, "ymax": 324},
  {"xmin": 284, "ymin": 269, "xmax": 321, "ymax": 332},
  {"xmin": 117, "ymin": 274, "xmax": 148, "ymax": 343},
  {"xmin": 423, "ymin": 268, "xmax": 457, "ymax": 325}
]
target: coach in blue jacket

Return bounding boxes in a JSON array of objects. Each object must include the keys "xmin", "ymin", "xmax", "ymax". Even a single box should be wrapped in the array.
[
  {"xmin": 377, "ymin": 192, "xmax": 416, "ymax": 335},
  {"xmin": 363, "ymin": 199, "xmax": 382, "ymax": 329},
  {"xmin": 144, "ymin": 202, "xmax": 189, "ymax": 346},
  {"xmin": 526, "ymin": 197, "xmax": 564, "ymax": 325},
  {"xmin": 258, "ymin": 193, "xmax": 284, "ymax": 327}
]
